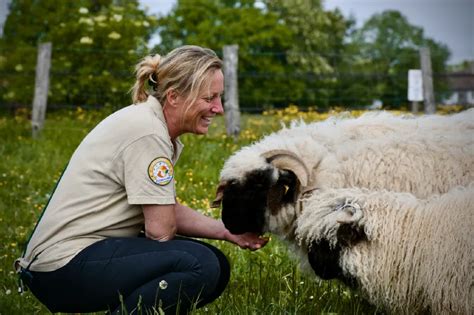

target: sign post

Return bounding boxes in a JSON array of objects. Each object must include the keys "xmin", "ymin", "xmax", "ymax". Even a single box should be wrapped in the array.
[{"xmin": 408, "ymin": 69, "xmax": 423, "ymax": 114}]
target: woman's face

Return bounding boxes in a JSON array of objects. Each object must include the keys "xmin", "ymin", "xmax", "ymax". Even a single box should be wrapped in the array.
[{"xmin": 182, "ymin": 69, "xmax": 224, "ymax": 135}]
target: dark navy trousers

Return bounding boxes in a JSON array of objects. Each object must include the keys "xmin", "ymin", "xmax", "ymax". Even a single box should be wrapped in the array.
[{"xmin": 21, "ymin": 236, "xmax": 230, "ymax": 314}]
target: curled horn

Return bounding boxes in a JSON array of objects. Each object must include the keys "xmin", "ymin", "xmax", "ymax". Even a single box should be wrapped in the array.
[{"xmin": 262, "ymin": 150, "xmax": 310, "ymax": 187}]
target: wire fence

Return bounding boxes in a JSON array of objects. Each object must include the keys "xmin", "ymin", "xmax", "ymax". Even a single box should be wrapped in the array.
[{"xmin": 0, "ymin": 45, "xmax": 472, "ymax": 114}]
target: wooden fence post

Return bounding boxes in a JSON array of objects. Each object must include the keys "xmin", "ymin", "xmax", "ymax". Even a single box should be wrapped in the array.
[
  {"xmin": 223, "ymin": 45, "xmax": 240, "ymax": 139},
  {"xmin": 31, "ymin": 42, "xmax": 52, "ymax": 138},
  {"xmin": 419, "ymin": 47, "xmax": 436, "ymax": 114}
]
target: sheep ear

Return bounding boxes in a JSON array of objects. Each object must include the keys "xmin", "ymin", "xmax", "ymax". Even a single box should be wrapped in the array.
[
  {"xmin": 335, "ymin": 202, "xmax": 363, "ymax": 224},
  {"xmin": 262, "ymin": 150, "xmax": 310, "ymax": 187},
  {"xmin": 211, "ymin": 181, "xmax": 227, "ymax": 208},
  {"xmin": 334, "ymin": 201, "xmax": 366, "ymax": 246}
]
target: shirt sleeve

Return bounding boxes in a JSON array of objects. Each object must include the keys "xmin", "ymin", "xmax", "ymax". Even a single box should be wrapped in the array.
[{"xmin": 120, "ymin": 134, "xmax": 177, "ymax": 205}]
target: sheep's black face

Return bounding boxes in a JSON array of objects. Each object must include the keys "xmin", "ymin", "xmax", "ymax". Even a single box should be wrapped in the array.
[
  {"xmin": 308, "ymin": 240, "xmax": 343, "ymax": 280},
  {"xmin": 307, "ymin": 225, "xmax": 366, "ymax": 288},
  {"xmin": 221, "ymin": 168, "xmax": 275, "ymax": 234},
  {"xmin": 221, "ymin": 168, "xmax": 299, "ymax": 235}
]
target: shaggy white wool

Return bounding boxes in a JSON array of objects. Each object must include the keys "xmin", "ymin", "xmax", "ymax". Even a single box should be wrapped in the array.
[
  {"xmin": 219, "ymin": 109, "xmax": 474, "ymax": 198},
  {"xmin": 295, "ymin": 185, "xmax": 474, "ymax": 314},
  {"xmin": 217, "ymin": 110, "xmax": 474, "ymax": 314}
]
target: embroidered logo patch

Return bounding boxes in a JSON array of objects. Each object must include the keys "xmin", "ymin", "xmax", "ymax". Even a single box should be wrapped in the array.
[{"xmin": 148, "ymin": 157, "xmax": 174, "ymax": 186}]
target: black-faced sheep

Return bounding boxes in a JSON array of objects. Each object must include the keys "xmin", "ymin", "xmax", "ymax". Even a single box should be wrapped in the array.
[
  {"xmin": 212, "ymin": 110, "xmax": 474, "ymax": 313},
  {"xmin": 213, "ymin": 110, "xmax": 474, "ymax": 238},
  {"xmin": 295, "ymin": 185, "xmax": 473, "ymax": 314}
]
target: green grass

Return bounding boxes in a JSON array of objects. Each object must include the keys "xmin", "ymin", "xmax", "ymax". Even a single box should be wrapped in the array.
[{"xmin": 0, "ymin": 107, "xmax": 381, "ymax": 314}]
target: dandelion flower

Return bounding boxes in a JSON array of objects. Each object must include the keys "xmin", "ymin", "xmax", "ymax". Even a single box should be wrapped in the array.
[{"xmin": 159, "ymin": 280, "xmax": 168, "ymax": 290}]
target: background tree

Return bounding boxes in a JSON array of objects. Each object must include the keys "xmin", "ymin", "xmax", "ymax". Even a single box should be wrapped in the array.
[
  {"xmin": 264, "ymin": 0, "xmax": 346, "ymax": 107},
  {"xmin": 157, "ymin": 0, "xmax": 347, "ymax": 110},
  {"xmin": 0, "ymin": 1, "xmax": 453, "ymax": 112},
  {"xmin": 337, "ymin": 10, "xmax": 450, "ymax": 108},
  {"xmin": 0, "ymin": 0, "xmax": 157, "ymax": 110}
]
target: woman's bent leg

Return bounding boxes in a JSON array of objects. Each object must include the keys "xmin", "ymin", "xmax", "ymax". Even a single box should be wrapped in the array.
[{"xmin": 24, "ymin": 237, "xmax": 230, "ymax": 314}]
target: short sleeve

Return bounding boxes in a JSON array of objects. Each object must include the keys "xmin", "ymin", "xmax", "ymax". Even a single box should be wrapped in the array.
[{"xmin": 121, "ymin": 134, "xmax": 177, "ymax": 205}]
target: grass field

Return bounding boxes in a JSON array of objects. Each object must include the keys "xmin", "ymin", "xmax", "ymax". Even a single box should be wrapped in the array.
[{"xmin": 0, "ymin": 105, "xmax": 414, "ymax": 314}]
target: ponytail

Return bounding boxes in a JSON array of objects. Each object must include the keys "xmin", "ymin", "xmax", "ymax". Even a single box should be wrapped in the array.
[{"xmin": 131, "ymin": 54, "xmax": 161, "ymax": 104}]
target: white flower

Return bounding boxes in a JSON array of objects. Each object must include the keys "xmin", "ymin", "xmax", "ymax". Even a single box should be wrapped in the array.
[
  {"xmin": 113, "ymin": 14, "xmax": 123, "ymax": 22},
  {"xmin": 108, "ymin": 32, "xmax": 121, "ymax": 40},
  {"xmin": 79, "ymin": 7, "xmax": 89, "ymax": 14},
  {"xmin": 80, "ymin": 36, "xmax": 93, "ymax": 44},
  {"xmin": 143, "ymin": 21, "xmax": 150, "ymax": 27},
  {"xmin": 159, "ymin": 280, "xmax": 168, "ymax": 290},
  {"xmin": 94, "ymin": 15, "xmax": 107, "ymax": 22},
  {"xmin": 5, "ymin": 289, "xmax": 11, "ymax": 295},
  {"xmin": 15, "ymin": 64, "xmax": 23, "ymax": 71},
  {"xmin": 79, "ymin": 17, "xmax": 94, "ymax": 26}
]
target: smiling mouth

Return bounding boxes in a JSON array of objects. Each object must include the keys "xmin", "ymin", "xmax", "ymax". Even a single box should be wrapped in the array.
[{"xmin": 202, "ymin": 117, "xmax": 213, "ymax": 125}]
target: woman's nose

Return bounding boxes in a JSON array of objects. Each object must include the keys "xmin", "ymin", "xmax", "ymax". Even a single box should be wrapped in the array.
[{"xmin": 212, "ymin": 97, "xmax": 224, "ymax": 114}]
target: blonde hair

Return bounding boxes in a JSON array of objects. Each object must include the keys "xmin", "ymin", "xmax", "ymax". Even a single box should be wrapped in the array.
[{"xmin": 131, "ymin": 45, "xmax": 223, "ymax": 107}]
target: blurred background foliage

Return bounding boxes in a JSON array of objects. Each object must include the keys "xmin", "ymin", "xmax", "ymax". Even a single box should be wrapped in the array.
[
  {"xmin": 0, "ymin": 0, "xmax": 453, "ymax": 112},
  {"xmin": 0, "ymin": 0, "xmax": 157, "ymax": 109}
]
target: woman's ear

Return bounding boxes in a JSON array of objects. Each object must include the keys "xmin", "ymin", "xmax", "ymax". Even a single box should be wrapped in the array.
[{"xmin": 165, "ymin": 89, "xmax": 179, "ymax": 107}]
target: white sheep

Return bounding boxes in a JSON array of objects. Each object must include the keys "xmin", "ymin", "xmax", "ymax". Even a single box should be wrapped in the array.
[
  {"xmin": 213, "ymin": 109, "xmax": 474, "ymax": 237},
  {"xmin": 212, "ymin": 109, "xmax": 474, "ymax": 313},
  {"xmin": 295, "ymin": 185, "xmax": 474, "ymax": 315}
]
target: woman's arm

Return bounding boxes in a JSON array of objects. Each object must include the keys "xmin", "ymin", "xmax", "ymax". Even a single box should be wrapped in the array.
[
  {"xmin": 142, "ymin": 204, "xmax": 177, "ymax": 241},
  {"xmin": 142, "ymin": 202, "xmax": 268, "ymax": 249},
  {"xmin": 175, "ymin": 202, "xmax": 268, "ymax": 250}
]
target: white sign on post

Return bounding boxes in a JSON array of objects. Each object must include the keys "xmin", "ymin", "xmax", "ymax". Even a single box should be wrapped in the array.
[{"xmin": 408, "ymin": 69, "xmax": 423, "ymax": 101}]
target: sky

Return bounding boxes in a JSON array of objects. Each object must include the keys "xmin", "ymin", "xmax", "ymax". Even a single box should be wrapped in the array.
[{"xmin": 139, "ymin": 0, "xmax": 473, "ymax": 65}]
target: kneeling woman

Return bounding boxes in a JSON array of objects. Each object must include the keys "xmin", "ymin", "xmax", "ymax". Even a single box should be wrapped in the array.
[{"xmin": 15, "ymin": 45, "xmax": 267, "ymax": 314}]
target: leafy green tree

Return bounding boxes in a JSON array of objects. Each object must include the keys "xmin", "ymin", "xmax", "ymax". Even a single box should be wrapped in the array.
[
  {"xmin": 157, "ymin": 0, "xmax": 347, "ymax": 109},
  {"xmin": 0, "ymin": 0, "xmax": 157, "ymax": 110},
  {"xmin": 264, "ymin": 0, "xmax": 347, "ymax": 107},
  {"xmin": 337, "ymin": 10, "xmax": 450, "ymax": 108}
]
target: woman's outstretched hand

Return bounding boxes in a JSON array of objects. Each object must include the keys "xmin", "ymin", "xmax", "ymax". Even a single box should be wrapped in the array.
[{"xmin": 225, "ymin": 231, "xmax": 269, "ymax": 250}]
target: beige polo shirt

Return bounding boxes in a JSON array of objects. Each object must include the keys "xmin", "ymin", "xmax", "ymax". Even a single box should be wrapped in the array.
[{"xmin": 16, "ymin": 96, "xmax": 183, "ymax": 272}]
